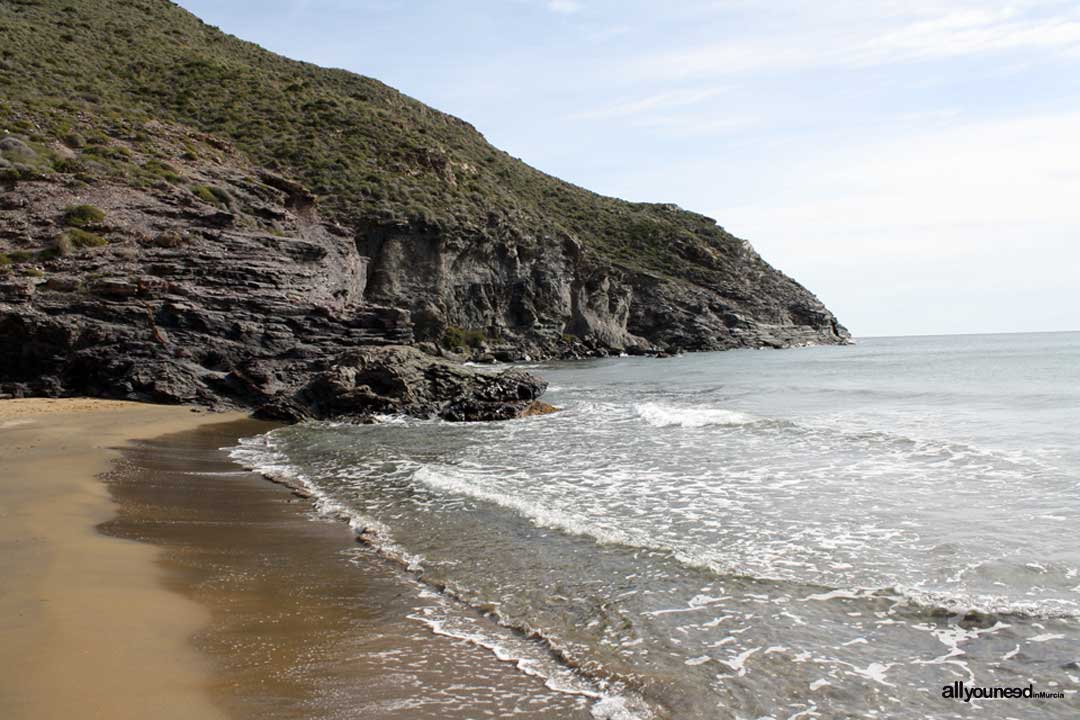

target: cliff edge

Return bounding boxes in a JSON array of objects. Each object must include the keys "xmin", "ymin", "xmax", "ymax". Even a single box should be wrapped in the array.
[{"xmin": 0, "ymin": 0, "xmax": 848, "ymax": 416}]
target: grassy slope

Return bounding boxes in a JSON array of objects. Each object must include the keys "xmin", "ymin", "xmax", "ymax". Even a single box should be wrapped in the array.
[{"xmin": 0, "ymin": 0, "xmax": 803, "ymax": 296}]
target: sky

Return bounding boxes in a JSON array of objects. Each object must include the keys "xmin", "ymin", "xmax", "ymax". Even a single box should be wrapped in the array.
[{"xmin": 174, "ymin": 0, "xmax": 1080, "ymax": 337}]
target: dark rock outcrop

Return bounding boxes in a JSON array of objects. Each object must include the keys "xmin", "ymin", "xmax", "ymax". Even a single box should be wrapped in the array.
[
  {"xmin": 256, "ymin": 345, "xmax": 548, "ymax": 423},
  {"xmin": 0, "ymin": 118, "xmax": 843, "ymax": 420},
  {"xmin": 356, "ymin": 214, "xmax": 848, "ymax": 356},
  {"xmin": 0, "ymin": 0, "xmax": 849, "ymax": 420},
  {"xmin": 0, "ymin": 127, "xmax": 553, "ymax": 420}
]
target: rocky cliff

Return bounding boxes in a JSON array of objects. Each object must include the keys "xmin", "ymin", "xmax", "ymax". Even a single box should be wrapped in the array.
[{"xmin": 0, "ymin": 0, "xmax": 848, "ymax": 418}]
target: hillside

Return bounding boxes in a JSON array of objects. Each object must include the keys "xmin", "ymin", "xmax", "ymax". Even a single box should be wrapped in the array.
[{"xmin": 0, "ymin": 0, "xmax": 848, "ymax": 412}]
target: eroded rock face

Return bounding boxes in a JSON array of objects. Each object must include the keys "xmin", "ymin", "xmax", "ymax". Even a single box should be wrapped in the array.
[
  {"xmin": 255, "ymin": 345, "xmax": 548, "ymax": 423},
  {"xmin": 0, "ymin": 122, "xmax": 843, "ymax": 421},
  {"xmin": 3, "ymin": 0, "xmax": 851, "ymax": 419},
  {"xmin": 356, "ymin": 216, "xmax": 849, "ymax": 357},
  {"xmin": 0, "ymin": 127, "xmax": 556, "ymax": 421}
]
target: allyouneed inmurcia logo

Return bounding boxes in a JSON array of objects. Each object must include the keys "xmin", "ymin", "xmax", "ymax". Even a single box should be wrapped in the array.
[{"xmin": 941, "ymin": 681, "xmax": 1065, "ymax": 702}]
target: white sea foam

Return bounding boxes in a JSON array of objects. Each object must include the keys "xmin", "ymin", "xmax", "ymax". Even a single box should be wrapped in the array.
[
  {"xmin": 231, "ymin": 433, "xmax": 426, "ymax": 570},
  {"xmin": 408, "ymin": 456, "xmax": 1079, "ymax": 622},
  {"xmin": 1029, "ymin": 632, "xmax": 1066, "ymax": 642},
  {"xmin": 721, "ymin": 647, "xmax": 759, "ymax": 675},
  {"xmin": 838, "ymin": 661, "xmax": 896, "ymax": 687},
  {"xmin": 407, "ymin": 569, "xmax": 655, "ymax": 719},
  {"xmin": 230, "ymin": 432, "xmax": 654, "ymax": 720},
  {"xmin": 406, "ymin": 583, "xmax": 656, "ymax": 720},
  {"xmin": 634, "ymin": 402, "xmax": 757, "ymax": 428},
  {"xmin": 222, "ymin": 333, "xmax": 1080, "ymax": 718}
]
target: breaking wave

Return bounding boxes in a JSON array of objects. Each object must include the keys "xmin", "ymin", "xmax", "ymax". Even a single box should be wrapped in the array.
[{"xmin": 634, "ymin": 402, "xmax": 758, "ymax": 427}]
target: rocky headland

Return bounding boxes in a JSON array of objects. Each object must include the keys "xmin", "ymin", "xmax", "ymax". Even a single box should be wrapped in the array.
[{"xmin": 0, "ymin": 0, "xmax": 848, "ymax": 422}]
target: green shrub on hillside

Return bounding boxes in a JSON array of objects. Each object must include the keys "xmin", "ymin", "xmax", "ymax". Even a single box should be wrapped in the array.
[
  {"xmin": 51, "ymin": 228, "xmax": 107, "ymax": 257},
  {"xmin": 191, "ymin": 184, "xmax": 232, "ymax": 207},
  {"xmin": 0, "ymin": 0, "xmax": 762, "ymax": 290},
  {"xmin": 62, "ymin": 204, "xmax": 105, "ymax": 228},
  {"xmin": 142, "ymin": 159, "xmax": 183, "ymax": 184},
  {"xmin": 7, "ymin": 250, "xmax": 36, "ymax": 264},
  {"xmin": 53, "ymin": 157, "xmax": 88, "ymax": 174},
  {"xmin": 442, "ymin": 326, "xmax": 487, "ymax": 350},
  {"xmin": 83, "ymin": 144, "xmax": 131, "ymax": 161},
  {"xmin": 66, "ymin": 227, "xmax": 108, "ymax": 248}
]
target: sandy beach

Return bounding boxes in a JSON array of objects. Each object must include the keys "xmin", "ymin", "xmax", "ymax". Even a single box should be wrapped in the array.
[
  {"xmin": 0, "ymin": 399, "xmax": 593, "ymax": 719},
  {"xmin": 0, "ymin": 399, "xmax": 246, "ymax": 720}
]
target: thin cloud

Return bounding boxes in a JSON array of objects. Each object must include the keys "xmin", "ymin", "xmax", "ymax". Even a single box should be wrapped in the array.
[
  {"xmin": 633, "ymin": 112, "xmax": 757, "ymax": 138},
  {"xmin": 637, "ymin": 41, "xmax": 809, "ymax": 79},
  {"xmin": 855, "ymin": 9, "xmax": 1080, "ymax": 63},
  {"xmin": 633, "ymin": 4, "xmax": 1080, "ymax": 79},
  {"xmin": 571, "ymin": 87, "xmax": 728, "ymax": 120},
  {"xmin": 723, "ymin": 110, "xmax": 1080, "ymax": 247},
  {"xmin": 547, "ymin": 0, "xmax": 581, "ymax": 14}
]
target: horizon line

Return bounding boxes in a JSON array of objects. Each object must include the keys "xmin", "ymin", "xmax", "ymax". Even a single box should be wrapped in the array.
[{"xmin": 855, "ymin": 329, "xmax": 1079, "ymax": 340}]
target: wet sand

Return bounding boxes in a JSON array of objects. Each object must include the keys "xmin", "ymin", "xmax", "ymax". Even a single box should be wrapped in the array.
[
  {"xmin": 1, "ymin": 399, "xmax": 591, "ymax": 719},
  {"xmin": 0, "ymin": 399, "xmax": 246, "ymax": 720},
  {"xmin": 96, "ymin": 417, "xmax": 594, "ymax": 717}
]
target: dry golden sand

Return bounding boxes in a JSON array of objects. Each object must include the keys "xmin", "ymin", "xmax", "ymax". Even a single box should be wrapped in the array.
[{"xmin": 0, "ymin": 398, "xmax": 246, "ymax": 720}]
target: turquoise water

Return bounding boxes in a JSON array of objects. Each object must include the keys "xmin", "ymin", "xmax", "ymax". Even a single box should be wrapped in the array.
[{"xmin": 232, "ymin": 332, "xmax": 1080, "ymax": 719}]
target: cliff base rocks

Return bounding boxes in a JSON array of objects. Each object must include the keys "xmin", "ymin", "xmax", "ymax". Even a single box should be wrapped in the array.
[{"xmin": 255, "ymin": 345, "xmax": 549, "ymax": 423}]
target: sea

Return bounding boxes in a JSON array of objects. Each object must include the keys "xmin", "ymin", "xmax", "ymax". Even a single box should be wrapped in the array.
[{"xmin": 230, "ymin": 332, "xmax": 1080, "ymax": 719}]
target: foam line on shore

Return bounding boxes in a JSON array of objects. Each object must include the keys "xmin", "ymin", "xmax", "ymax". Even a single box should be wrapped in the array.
[{"xmin": 229, "ymin": 429, "xmax": 656, "ymax": 720}]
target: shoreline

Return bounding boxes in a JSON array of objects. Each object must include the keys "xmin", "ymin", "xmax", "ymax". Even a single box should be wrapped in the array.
[
  {"xmin": 0, "ymin": 399, "xmax": 247, "ymax": 720},
  {"xmin": 1, "ymin": 397, "xmax": 595, "ymax": 719},
  {"xmin": 102, "ymin": 411, "xmax": 596, "ymax": 719}
]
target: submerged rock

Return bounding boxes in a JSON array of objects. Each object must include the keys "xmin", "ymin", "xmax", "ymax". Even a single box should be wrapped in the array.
[{"xmin": 520, "ymin": 400, "xmax": 559, "ymax": 417}]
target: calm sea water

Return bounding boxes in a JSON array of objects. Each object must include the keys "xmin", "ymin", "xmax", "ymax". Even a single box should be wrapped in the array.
[{"xmin": 231, "ymin": 332, "xmax": 1080, "ymax": 719}]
